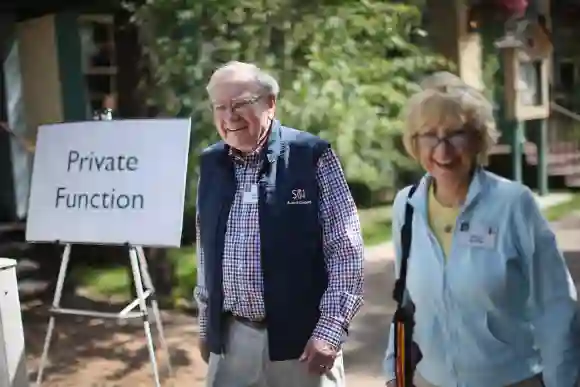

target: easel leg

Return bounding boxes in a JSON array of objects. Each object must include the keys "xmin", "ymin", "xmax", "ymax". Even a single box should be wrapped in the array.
[
  {"xmin": 36, "ymin": 243, "xmax": 71, "ymax": 386},
  {"xmin": 129, "ymin": 246, "xmax": 162, "ymax": 387},
  {"xmin": 136, "ymin": 246, "xmax": 173, "ymax": 376}
]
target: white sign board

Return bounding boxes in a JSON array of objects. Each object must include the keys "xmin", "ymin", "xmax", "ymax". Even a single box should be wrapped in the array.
[{"xmin": 26, "ymin": 119, "xmax": 191, "ymax": 247}]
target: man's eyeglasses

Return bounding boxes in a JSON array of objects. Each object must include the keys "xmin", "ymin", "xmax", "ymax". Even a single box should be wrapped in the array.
[
  {"xmin": 211, "ymin": 95, "xmax": 264, "ymax": 115},
  {"xmin": 414, "ymin": 130, "xmax": 473, "ymax": 150}
]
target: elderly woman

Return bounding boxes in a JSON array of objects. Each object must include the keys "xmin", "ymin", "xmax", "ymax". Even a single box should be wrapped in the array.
[{"xmin": 383, "ymin": 72, "xmax": 580, "ymax": 387}]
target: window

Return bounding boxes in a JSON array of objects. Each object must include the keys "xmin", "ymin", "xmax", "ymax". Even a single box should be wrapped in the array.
[
  {"xmin": 79, "ymin": 14, "xmax": 117, "ymax": 117},
  {"xmin": 558, "ymin": 60, "xmax": 575, "ymax": 92},
  {"xmin": 518, "ymin": 60, "xmax": 543, "ymax": 106}
]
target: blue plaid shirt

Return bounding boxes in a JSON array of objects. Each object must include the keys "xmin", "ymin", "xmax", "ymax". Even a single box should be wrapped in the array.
[{"xmin": 194, "ymin": 147, "xmax": 364, "ymax": 349}]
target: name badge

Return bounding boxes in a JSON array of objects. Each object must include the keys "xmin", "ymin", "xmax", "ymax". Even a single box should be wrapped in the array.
[
  {"xmin": 242, "ymin": 184, "xmax": 259, "ymax": 204},
  {"xmin": 458, "ymin": 224, "xmax": 497, "ymax": 249}
]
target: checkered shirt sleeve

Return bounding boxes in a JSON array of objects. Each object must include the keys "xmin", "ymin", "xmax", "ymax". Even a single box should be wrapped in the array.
[{"xmin": 311, "ymin": 148, "xmax": 364, "ymax": 349}]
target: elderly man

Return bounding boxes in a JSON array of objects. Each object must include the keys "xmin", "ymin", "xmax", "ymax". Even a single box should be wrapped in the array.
[{"xmin": 194, "ymin": 61, "xmax": 364, "ymax": 387}]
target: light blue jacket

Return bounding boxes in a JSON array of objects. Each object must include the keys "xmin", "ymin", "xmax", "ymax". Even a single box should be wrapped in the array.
[{"xmin": 383, "ymin": 169, "xmax": 580, "ymax": 387}]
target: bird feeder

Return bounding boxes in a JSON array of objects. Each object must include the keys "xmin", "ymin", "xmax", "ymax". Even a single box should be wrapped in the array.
[{"xmin": 495, "ymin": 18, "xmax": 552, "ymax": 121}]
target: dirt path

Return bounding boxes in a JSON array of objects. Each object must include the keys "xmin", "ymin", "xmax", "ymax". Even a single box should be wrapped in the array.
[{"xmin": 23, "ymin": 214, "xmax": 580, "ymax": 386}]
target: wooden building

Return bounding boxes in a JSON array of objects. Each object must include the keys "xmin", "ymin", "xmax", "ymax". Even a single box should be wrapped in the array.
[
  {"xmin": 424, "ymin": 0, "xmax": 580, "ymax": 192},
  {"xmin": 0, "ymin": 0, "xmax": 144, "ymax": 228}
]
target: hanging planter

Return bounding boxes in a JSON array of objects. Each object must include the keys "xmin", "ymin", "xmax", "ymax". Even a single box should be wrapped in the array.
[
  {"xmin": 469, "ymin": 0, "xmax": 529, "ymax": 24},
  {"xmin": 495, "ymin": 0, "xmax": 528, "ymax": 17}
]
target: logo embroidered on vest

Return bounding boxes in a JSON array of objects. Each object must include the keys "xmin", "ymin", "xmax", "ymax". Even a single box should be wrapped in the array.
[{"xmin": 287, "ymin": 188, "xmax": 312, "ymax": 205}]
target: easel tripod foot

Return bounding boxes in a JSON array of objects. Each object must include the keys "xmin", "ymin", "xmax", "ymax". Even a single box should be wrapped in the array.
[{"xmin": 35, "ymin": 243, "xmax": 172, "ymax": 387}]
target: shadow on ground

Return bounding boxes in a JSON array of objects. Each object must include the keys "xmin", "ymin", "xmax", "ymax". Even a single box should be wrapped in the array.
[
  {"xmin": 21, "ymin": 215, "xmax": 580, "ymax": 386},
  {"xmin": 23, "ymin": 295, "xmax": 205, "ymax": 386}
]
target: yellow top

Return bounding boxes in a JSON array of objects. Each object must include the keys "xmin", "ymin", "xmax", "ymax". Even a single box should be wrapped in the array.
[{"xmin": 427, "ymin": 182, "xmax": 461, "ymax": 259}]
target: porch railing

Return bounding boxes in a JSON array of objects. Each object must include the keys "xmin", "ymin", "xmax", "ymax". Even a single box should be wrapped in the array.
[{"xmin": 543, "ymin": 103, "xmax": 580, "ymax": 187}]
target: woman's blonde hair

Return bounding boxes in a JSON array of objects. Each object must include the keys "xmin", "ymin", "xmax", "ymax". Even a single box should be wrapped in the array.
[{"xmin": 403, "ymin": 72, "xmax": 500, "ymax": 165}]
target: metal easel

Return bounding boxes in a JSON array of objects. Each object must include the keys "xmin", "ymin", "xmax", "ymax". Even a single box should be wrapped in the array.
[{"xmin": 35, "ymin": 243, "xmax": 172, "ymax": 386}]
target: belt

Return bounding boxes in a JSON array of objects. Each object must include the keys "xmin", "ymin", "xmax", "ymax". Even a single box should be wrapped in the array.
[{"xmin": 229, "ymin": 314, "xmax": 267, "ymax": 330}]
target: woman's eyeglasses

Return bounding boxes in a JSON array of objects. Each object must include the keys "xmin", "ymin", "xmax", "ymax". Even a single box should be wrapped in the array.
[{"xmin": 414, "ymin": 130, "xmax": 473, "ymax": 150}]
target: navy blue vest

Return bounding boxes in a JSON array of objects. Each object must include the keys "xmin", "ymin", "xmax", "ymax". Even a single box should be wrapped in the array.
[{"xmin": 197, "ymin": 121, "xmax": 329, "ymax": 361}]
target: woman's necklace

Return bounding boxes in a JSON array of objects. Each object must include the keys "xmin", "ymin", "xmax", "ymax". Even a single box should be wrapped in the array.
[
  {"xmin": 432, "ymin": 216, "xmax": 455, "ymax": 234},
  {"xmin": 432, "ymin": 181, "xmax": 461, "ymax": 234}
]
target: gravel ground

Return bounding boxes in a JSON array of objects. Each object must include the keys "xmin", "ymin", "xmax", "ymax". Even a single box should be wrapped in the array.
[{"xmin": 23, "ymin": 214, "xmax": 580, "ymax": 386}]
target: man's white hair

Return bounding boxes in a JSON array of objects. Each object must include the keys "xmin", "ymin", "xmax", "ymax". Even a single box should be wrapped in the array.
[{"xmin": 207, "ymin": 61, "xmax": 280, "ymax": 98}]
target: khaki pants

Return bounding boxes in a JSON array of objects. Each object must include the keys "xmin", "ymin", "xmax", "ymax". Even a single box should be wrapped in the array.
[
  {"xmin": 206, "ymin": 319, "xmax": 345, "ymax": 387},
  {"xmin": 414, "ymin": 373, "xmax": 544, "ymax": 387}
]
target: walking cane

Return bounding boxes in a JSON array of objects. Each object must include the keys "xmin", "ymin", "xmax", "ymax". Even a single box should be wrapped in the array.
[{"xmin": 393, "ymin": 304, "xmax": 420, "ymax": 387}]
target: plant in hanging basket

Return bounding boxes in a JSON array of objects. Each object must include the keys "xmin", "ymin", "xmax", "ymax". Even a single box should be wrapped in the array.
[
  {"xmin": 469, "ymin": 0, "xmax": 528, "ymax": 22},
  {"xmin": 495, "ymin": 0, "xmax": 528, "ymax": 17}
]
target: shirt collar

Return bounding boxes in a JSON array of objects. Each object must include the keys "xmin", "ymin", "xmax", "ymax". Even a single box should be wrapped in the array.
[{"xmin": 409, "ymin": 167, "xmax": 487, "ymax": 216}]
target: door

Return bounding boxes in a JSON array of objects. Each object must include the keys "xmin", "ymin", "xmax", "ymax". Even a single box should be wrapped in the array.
[{"xmin": 0, "ymin": 16, "xmax": 17, "ymax": 222}]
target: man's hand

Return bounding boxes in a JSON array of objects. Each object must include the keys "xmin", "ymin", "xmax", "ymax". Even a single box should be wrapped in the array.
[
  {"xmin": 199, "ymin": 338, "xmax": 209, "ymax": 364},
  {"xmin": 299, "ymin": 338, "xmax": 338, "ymax": 375}
]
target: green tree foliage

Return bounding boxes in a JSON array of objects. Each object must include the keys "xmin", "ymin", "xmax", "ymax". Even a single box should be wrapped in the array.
[{"xmin": 127, "ymin": 0, "xmax": 448, "ymax": 207}]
